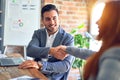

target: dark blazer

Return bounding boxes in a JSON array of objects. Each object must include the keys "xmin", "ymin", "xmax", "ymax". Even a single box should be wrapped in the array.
[{"xmin": 27, "ymin": 27, "xmax": 75, "ymax": 80}]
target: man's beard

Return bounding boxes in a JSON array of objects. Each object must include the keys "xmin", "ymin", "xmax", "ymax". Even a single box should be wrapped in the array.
[{"xmin": 47, "ymin": 24, "xmax": 57, "ymax": 32}]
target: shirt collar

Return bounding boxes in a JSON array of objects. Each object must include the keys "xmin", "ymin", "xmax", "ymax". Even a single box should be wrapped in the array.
[{"xmin": 45, "ymin": 28, "xmax": 58, "ymax": 38}]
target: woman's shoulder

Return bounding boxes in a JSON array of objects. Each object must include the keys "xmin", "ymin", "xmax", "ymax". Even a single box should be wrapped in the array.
[
  {"xmin": 100, "ymin": 47, "xmax": 120, "ymax": 62},
  {"xmin": 97, "ymin": 47, "xmax": 120, "ymax": 80}
]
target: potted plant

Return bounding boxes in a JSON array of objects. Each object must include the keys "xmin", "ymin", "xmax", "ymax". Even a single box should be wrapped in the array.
[{"xmin": 70, "ymin": 23, "xmax": 90, "ymax": 80}]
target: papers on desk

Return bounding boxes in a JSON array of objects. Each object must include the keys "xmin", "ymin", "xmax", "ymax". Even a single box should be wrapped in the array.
[
  {"xmin": 10, "ymin": 75, "xmax": 40, "ymax": 80},
  {"xmin": 0, "ymin": 53, "xmax": 7, "ymax": 58}
]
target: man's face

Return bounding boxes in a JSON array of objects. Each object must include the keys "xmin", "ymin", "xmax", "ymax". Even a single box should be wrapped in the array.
[{"xmin": 42, "ymin": 10, "xmax": 59, "ymax": 35}]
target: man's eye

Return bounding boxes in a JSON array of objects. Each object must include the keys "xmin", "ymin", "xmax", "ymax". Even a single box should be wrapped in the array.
[
  {"xmin": 53, "ymin": 17, "xmax": 57, "ymax": 20},
  {"xmin": 45, "ymin": 18, "xmax": 50, "ymax": 21}
]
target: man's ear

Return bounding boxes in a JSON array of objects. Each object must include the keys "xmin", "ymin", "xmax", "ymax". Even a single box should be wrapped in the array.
[
  {"xmin": 58, "ymin": 17, "xmax": 61, "ymax": 24},
  {"xmin": 41, "ymin": 19, "xmax": 45, "ymax": 28}
]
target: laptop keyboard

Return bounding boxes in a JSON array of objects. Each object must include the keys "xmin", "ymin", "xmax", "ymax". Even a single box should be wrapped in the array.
[
  {"xmin": 0, "ymin": 58, "xmax": 15, "ymax": 65},
  {"xmin": 0, "ymin": 57, "xmax": 24, "ymax": 66}
]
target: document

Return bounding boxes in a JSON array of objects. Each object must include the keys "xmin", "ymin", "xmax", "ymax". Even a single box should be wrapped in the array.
[{"xmin": 10, "ymin": 75, "xmax": 40, "ymax": 80}]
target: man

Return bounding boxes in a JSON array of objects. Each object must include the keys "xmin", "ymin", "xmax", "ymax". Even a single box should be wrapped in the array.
[{"xmin": 19, "ymin": 4, "xmax": 74, "ymax": 80}]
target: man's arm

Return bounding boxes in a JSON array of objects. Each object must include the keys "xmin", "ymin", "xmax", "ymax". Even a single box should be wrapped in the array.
[
  {"xmin": 19, "ymin": 55, "xmax": 74, "ymax": 75},
  {"xmin": 40, "ymin": 55, "xmax": 74, "ymax": 74},
  {"xmin": 27, "ymin": 30, "xmax": 50, "ymax": 58}
]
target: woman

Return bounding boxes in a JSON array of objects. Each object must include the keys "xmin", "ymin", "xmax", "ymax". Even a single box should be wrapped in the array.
[
  {"xmin": 84, "ymin": 1, "xmax": 120, "ymax": 80},
  {"xmin": 50, "ymin": 0, "xmax": 120, "ymax": 80},
  {"xmin": 50, "ymin": 1, "xmax": 120, "ymax": 80}
]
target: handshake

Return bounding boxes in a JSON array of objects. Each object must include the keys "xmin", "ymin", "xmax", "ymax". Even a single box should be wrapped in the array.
[{"xmin": 49, "ymin": 45, "xmax": 69, "ymax": 60}]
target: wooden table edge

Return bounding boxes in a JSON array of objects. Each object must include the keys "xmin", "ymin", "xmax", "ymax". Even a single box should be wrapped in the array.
[{"xmin": 28, "ymin": 68, "xmax": 48, "ymax": 80}]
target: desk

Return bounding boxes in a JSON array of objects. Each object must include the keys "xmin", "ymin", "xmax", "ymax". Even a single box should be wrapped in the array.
[{"xmin": 0, "ymin": 53, "xmax": 48, "ymax": 80}]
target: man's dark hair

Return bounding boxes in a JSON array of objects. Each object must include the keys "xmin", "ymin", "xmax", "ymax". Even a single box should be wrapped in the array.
[{"xmin": 41, "ymin": 4, "xmax": 59, "ymax": 19}]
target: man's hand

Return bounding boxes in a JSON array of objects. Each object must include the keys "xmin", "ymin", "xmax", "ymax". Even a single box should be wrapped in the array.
[
  {"xmin": 18, "ymin": 60, "xmax": 42, "ymax": 70},
  {"xmin": 49, "ymin": 45, "xmax": 68, "ymax": 60}
]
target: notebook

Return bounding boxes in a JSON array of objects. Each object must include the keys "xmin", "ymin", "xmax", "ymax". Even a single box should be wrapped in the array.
[{"xmin": 0, "ymin": 57, "xmax": 25, "ymax": 66}]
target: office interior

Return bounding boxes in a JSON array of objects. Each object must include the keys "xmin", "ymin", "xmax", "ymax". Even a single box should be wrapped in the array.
[{"xmin": 0, "ymin": 0, "xmax": 106, "ymax": 79}]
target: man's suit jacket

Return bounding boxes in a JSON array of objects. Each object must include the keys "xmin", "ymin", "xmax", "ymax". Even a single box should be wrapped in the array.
[{"xmin": 27, "ymin": 27, "xmax": 75, "ymax": 80}]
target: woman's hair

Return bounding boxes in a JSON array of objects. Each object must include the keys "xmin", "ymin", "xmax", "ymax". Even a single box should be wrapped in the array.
[{"xmin": 84, "ymin": 1, "xmax": 120, "ymax": 80}]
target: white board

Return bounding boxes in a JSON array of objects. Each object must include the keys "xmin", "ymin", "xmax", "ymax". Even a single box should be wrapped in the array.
[{"xmin": 4, "ymin": 0, "xmax": 40, "ymax": 46}]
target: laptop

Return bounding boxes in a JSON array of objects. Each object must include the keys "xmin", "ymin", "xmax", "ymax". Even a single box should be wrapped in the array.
[{"xmin": 0, "ymin": 57, "xmax": 25, "ymax": 66}]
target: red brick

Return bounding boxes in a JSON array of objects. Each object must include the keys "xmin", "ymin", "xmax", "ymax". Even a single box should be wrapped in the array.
[{"xmin": 44, "ymin": 0, "xmax": 54, "ymax": 3}]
